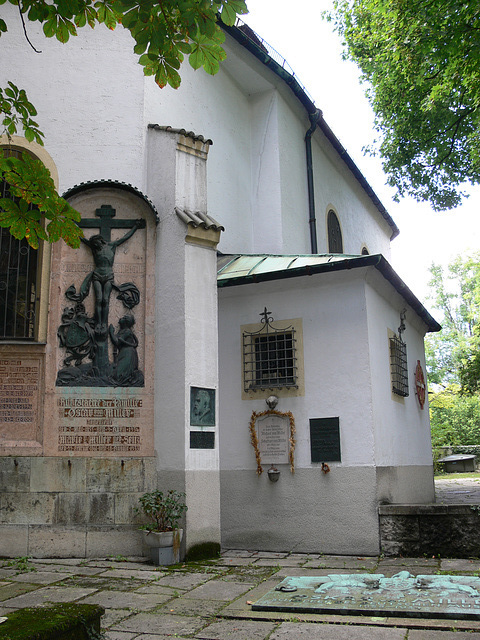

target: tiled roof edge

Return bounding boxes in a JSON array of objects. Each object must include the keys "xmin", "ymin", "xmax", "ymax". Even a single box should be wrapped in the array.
[
  {"xmin": 148, "ymin": 124, "xmax": 213, "ymax": 145},
  {"xmin": 176, "ymin": 207, "xmax": 225, "ymax": 231}
]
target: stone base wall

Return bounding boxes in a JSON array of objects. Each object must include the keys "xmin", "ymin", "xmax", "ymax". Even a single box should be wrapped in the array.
[
  {"xmin": 220, "ymin": 467, "xmax": 381, "ymax": 555},
  {"xmin": 0, "ymin": 456, "xmax": 156, "ymax": 558},
  {"xmin": 379, "ymin": 504, "xmax": 480, "ymax": 557}
]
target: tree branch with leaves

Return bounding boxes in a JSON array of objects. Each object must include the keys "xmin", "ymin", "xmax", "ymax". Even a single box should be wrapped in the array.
[{"xmin": 327, "ymin": 0, "xmax": 480, "ymax": 210}]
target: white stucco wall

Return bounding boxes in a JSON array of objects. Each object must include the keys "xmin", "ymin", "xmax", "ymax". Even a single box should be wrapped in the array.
[
  {"xmin": 218, "ymin": 264, "xmax": 433, "ymax": 552},
  {"xmin": 364, "ymin": 270, "xmax": 433, "ymax": 467},
  {"xmin": 218, "ymin": 270, "xmax": 376, "ymax": 472}
]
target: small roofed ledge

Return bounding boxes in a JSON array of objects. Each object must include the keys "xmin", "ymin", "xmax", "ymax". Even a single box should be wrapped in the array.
[
  {"xmin": 148, "ymin": 124, "xmax": 213, "ymax": 145},
  {"xmin": 176, "ymin": 207, "xmax": 224, "ymax": 249}
]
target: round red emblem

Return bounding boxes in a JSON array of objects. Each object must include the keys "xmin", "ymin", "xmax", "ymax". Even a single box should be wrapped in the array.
[{"xmin": 415, "ymin": 360, "xmax": 426, "ymax": 409}]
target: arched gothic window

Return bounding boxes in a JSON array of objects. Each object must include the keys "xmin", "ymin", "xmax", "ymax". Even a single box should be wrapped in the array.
[
  {"xmin": 327, "ymin": 209, "xmax": 343, "ymax": 254},
  {"xmin": 0, "ymin": 148, "xmax": 38, "ymax": 339}
]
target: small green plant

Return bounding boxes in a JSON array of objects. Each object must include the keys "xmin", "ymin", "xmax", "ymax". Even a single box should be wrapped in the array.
[
  {"xmin": 108, "ymin": 554, "xmax": 128, "ymax": 562},
  {"xmin": 3, "ymin": 556, "xmax": 37, "ymax": 574},
  {"xmin": 136, "ymin": 489, "xmax": 187, "ymax": 532}
]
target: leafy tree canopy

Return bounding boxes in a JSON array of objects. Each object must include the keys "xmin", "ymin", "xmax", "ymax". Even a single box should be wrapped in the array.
[
  {"xmin": 425, "ymin": 252, "xmax": 480, "ymax": 390},
  {"xmin": 328, "ymin": 0, "xmax": 480, "ymax": 210},
  {"xmin": 429, "ymin": 385, "xmax": 480, "ymax": 447},
  {"xmin": 0, "ymin": 0, "xmax": 248, "ymax": 247}
]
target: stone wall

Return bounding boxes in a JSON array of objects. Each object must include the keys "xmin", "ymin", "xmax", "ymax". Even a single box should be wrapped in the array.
[
  {"xmin": 379, "ymin": 504, "xmax": 480, "ymax": 557},
  {"xmin": 0, "ymin": 456, "xmax": 156, "ymax": 558}
]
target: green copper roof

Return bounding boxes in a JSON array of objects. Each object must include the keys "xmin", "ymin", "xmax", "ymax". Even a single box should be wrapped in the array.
[{"xmin": 217, "ymin": 253, "xmax": 441, "ymax": 333}]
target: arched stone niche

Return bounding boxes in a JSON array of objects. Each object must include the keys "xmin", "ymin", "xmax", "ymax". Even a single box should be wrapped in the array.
[{"xmin": 44, "ymin": 182, "xmax": 157, "ymax": 458}]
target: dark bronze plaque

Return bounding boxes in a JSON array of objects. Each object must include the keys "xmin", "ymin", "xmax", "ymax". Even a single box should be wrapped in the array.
[
  {"xmin": 252, "ymin": 573, "xmax": 480, "ymax": 620},
  {"xmin": 190, "ymin": 387, "xmax": 215, "ymax": 426},
  {"xmin": 190, "ymin": 431, "xmax": 215, "ymax": 449},
  {"xmin": 310, "ymin": 417, "xmax": 341, "ymax": 462}
]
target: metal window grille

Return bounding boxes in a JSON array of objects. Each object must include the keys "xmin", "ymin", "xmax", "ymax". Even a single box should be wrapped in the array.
[
  {"xmin": 243, "ymin": 309, "xmax": 297, "ymax": 391},
  {"xmin": 0, "ymin": 150, "xmax": 38, "ymax": 339},
  {"xmin": 390, "ymin": 335, "xmax": 409, "ymax": 397}
]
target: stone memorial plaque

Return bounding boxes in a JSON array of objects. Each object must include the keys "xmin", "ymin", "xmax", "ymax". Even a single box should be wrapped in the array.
[
  {"xmin": 55, "ymin": 393, "xmax": 144, "ymax": 454},
  {"xmin": 310, "ymin": 417, "xmax": 341, "ymax": 462},
  {"xmin": 252, "ymin": 573, "xmax": 480, "ymax": 620},
  {"xmin": 0, "ymin": 356, "xmax": 41, "ymax": 442},
  {"xmin": 256, "ymin": 414, "xmax": 289, "ymax": 464}
]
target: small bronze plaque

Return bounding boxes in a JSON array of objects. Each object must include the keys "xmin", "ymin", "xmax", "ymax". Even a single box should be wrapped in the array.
[
  {"xmin": 190, "ymin": 387, "xmax": 215, "ymax": 426},
  {"xmin": 252, "ymin": 573, "xmax": 480, "ymax": 620},
  {"xmin": 190, "ymin": 431, "xmax": 215, "ymax": 449},
  {"xmin": 310, "ymin": 417, "xmax": 341, "ymax": 462}
]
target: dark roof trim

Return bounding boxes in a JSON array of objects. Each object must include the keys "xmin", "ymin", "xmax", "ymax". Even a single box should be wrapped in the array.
[
  {"xmin": 222, "ymin": 23, "xmax": 399, "ymax": 241},
  {"xmin": 62, "ymin": 180, "xmax": 159, "ymax": 223},
  {"xmin": 148, "ymin": 124, "xmax": 213, "ymax": 145},
  {"xmin": 217, "ymin": 253, "xmax": 441, "ymax": 333}
]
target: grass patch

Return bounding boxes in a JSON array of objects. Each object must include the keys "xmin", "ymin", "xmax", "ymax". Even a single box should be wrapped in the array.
[{"xmin": 434, "ymin": 471, "xmax": 480, "ymax": 480}]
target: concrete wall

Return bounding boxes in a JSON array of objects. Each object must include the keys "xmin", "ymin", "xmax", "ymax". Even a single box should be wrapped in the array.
[
  {"xmin": 379, "ymin": 504, "xmax": 480, "ymax": 557},
  {"xmin": 0, "ymin": 457, "xmax": 156, "ymax": 557}
]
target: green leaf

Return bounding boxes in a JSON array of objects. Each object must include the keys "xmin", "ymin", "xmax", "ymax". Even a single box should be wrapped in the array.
[{"xmin": 43, "ymin": 17, "xmax": 58, "ymax": 38}]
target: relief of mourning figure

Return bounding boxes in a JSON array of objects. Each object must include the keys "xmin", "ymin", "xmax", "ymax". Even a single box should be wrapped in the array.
[{"xmin": 109, "ymin": 314, "xmax": 144, "ymax": 386}]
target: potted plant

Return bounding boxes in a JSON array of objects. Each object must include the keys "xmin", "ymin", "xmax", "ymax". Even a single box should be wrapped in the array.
[{"xmin": 136, "ymin": 489, "xmax": 187, "ymax": 565}]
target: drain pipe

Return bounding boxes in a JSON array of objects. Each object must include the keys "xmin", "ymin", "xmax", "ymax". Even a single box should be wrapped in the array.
[{"xmin": 305, "ymin": 109, "xmax": 322, "ymax": 254}]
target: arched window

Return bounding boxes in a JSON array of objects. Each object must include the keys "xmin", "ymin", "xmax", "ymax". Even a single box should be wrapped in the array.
[
  {"xmin": 0, "ymin": 148, "xmax": 39, "ymax": 339},
  {"xmin": 361, "ymin": 246, "xmax": 369, "ymax": 255},
  {"xmin": 327, "ymin": 209, "xmax": 343, "ymax": 254}
]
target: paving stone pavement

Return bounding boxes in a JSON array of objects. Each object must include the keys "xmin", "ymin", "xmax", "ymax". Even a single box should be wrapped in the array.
[{"xmin": 3, "ymin": 551, "xmax": 480, "ymax": 638}]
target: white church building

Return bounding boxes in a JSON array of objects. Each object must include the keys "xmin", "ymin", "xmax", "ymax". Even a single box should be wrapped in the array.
[{"xmin": 0, "ymin": 10, "xmax": 439, "ymax": 558}]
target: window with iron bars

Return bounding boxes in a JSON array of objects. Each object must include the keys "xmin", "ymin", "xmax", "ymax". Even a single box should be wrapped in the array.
[
  {"xmin": 0, "ymin": 148, "xmax": 38, "ymax": 340},
  {"xmin": 243, "ymin": 309, "xmax": 297, "ymax": 391},
  {"xmin": 389, "ymin": 334, "xmax": 409, "ymax": 397}
]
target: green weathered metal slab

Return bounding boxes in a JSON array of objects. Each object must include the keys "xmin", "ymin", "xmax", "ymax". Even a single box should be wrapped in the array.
[{"xmin": 252, "ymin": 573, "xmax": 480, "ymax": 620}]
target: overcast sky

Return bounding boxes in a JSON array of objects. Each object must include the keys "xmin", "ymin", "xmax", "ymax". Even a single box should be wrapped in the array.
[{"xmin": 243, "ymin": 0, "xmax": 480, "ymax": 313}]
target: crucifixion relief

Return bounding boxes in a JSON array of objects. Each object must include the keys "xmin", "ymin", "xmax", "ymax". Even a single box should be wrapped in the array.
[{"xmin": 56, "ymin": 204, "xmax": 145, "ymax": 387}]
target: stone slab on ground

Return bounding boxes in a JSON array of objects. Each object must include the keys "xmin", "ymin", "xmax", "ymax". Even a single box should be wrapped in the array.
[
  {"xmin": 303, "ymin": 556, "xmax": 379, "ymax": 571},
  {"xmin": 269, "ymin": 623, "xmax": 406, "ymax": 639},
  {"xmin": 156, "ymin": 596, "xmax": 228, "ymax": 617},
  {"xmin": 0, "ymin": 585, "xmax": 97, "ymax": 608},
  {"xmin": 0, "ymin": 582, "xmax": 39, "ymax": 602},
  {"xmin": 104, "ymin": 632, "xmax": 137, "ymax": 640},
  {"xmin": 113, "ymin": 612, "xmax": 206, "ymax": 636},
  {"xmin": 8, "ymin": 570, "xmax": 73, "ymax": 584},
  {"xmin": 186, "ymin": 580, "xmax": 253, "ymax": 601},
  {"xmin": 81, "ymin": 589, "xmax": 173, "ymax": 610},
  {"xmin": 440, "ymin": 559, "xmax": 480, "ymax": 573},
  {"xmin": 154, "ymin": 572, "xmax": 215, "ymax": 590},
  {"xmin": 96, "ymin": 568, "xmax": 165, "ymax": 581},
  {"xmin": 194, "ymin": 619, "xmax": 278, "ymax": 639},
  {"xmin": 409, "ymin": 632, "xmax": 480, "ymax": 639}
]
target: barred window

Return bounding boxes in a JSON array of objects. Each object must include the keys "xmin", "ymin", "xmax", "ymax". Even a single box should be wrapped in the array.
[
  {"xmin": 390, "ymin": 334, "xmax": 409, "ymax": 397},
  {"xmin": 243, "ymin": 309, "xmax": 297, "ymax": 392},
  {"xmin": 0, "ymin": 149, "xmax": 38, "ymax": 339}
]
